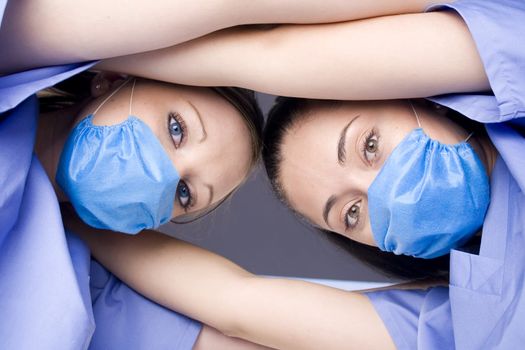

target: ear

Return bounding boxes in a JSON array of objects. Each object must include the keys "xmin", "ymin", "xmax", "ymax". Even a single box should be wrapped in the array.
[{"xmin": 90, "ymin": 71, "xmax": 128, "ymax": 97}]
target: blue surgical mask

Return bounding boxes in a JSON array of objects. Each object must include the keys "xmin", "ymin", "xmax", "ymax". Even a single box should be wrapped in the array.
[
  {"xmin": 56, "ymin": 79, "xmax": 180, "ymax": 234},
  {"xmin": 367, "ymin": 103, "xmax": 490, "ymax": 258}
]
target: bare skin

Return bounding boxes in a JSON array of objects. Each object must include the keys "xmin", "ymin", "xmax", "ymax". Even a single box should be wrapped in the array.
[
  {"xmin": 35, "ymin": 78, "xmax": 253, "ymax": 220},
  {"xmin": 195, "ymin": 326, "xmax": 274, "ymax": 350},
  {"xmin": 65, "ymin": 212, "xmax": 395, "ymax": 350},
  {"xmin": 10, "ymin": 2, "xmax": 498, "ymax": 349},
  {"xmin": 97, "ymin": 11, "xmax": 489, "ymax": 100},
  {"xmin": 279, "ymin": 99, "xmax": 497, "ymax": 246},
  {"xmin": 77, "ymin": 9, "xmax": 500, "ymax": 349},
  {"xmin": 0, "ymin": 0, "xmax": 448, "ymax": 74}
]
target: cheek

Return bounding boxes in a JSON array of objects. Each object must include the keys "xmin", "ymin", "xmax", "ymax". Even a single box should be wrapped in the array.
[
  {"xmin": 328, "ymin": 204, "xmax": 377, "ymax": 248},
  {"xmin": 351, "ymin": 220, "xmax": 377, "ymax": 247},
  {"xmin": 89, "ymin": 107, "xmax": 130, "ymax": 126},
  {"xmin": 418, "ymin": 110, "xmax": 468, "ymax": 145}
]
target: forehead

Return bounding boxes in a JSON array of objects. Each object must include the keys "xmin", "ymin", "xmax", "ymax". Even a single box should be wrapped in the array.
[
  {"xmin": 172, "ymin": 86, "xmax": 253, "ymax": 190},
  {"xmin": 140, "ymin": 82, "xmax": 235, "ymax": 114},
  {"xmin": 278, "ymin": 100, "xmax": 411, "ymax": 219},
  {"xmin": 135, "ymin": 82, "xmax": 254, "ymax": 207},
  {"xmin": 279, "ymin": 104, "xmax": 351, "ymax": 215}
]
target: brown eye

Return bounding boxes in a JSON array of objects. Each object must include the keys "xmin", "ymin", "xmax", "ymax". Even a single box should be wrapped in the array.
[
  {"xmin": 366, "ymin": 139, "xmax": 378, "ymax": 153},
  {"xmin": 363, "ymin": 130, "xmax": 379, "ymax": 164},
  {"xmin": 345, "ymin": 202, "xmax": 361, "ymax": 230}
]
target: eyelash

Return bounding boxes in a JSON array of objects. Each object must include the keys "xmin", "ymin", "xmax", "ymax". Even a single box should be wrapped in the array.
[
  {"xmin": 343, "ymin": 129, "xmax": 379, "ymax": 231},
  {"xmin": 344, "ymin": 201, "xmax": 361, "ymax": 231},
  {"xmin": 168, "ymin": 112, "xmax": 187, "ymax": 148},
  {"xmin": 167, "ymin": 113, "xmax": 195, "ymax": 211},
  {"xmin": 177, "ymin": 180, "xmax": 195, "ymax": 212},
  {"xmin": 360, "ymin": 128, "xmax": 380, "ymax": 165}
]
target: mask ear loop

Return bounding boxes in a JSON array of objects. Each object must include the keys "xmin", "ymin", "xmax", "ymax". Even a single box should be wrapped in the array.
[
  {"xmin": 92, "ymin": 78, "xmax": 132, "ymax": 116},
  {"xmin": 408, "ymin": 100, "xmax": 422, "ymax": 128},
  {"xmin": 408, "ymin": 100, "xmax": 475, "ymax": 142},
  {"xmin": 129, "ymin": 78, "xmax": 137, "ymax": 116}
]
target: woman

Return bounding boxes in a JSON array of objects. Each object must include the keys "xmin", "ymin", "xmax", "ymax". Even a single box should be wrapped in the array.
[
  {"xmin": 0, "ymin": 0, "xmax": 408, "ymax": 348},
  {"xmin": 0, "ymin": 69, "xmax": 270, "ymax": 348},
  {"xmin": 77, "ymin": 1, "xmax": 525, "ymax": 349},
  {"xmin": 2, "ymin": 0, "xmax": 396, "ymax": 347},
  {"xmin": 38, "ymin": 74, "xmax": 262, "ymax": 233},
  {"xmin": 262, "ymin": 97, "xmax": 495, "ymax": 277},
  {"xmin": 0, "ymin": 0, "xmax": 439, "ymax": 74}
]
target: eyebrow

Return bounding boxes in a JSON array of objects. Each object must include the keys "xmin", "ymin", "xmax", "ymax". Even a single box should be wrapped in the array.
[
  {"xmin": 324, "ymin": 115, "xmax": 361, "ymax": 228},
  {"xmin": 323, "ymin": 194, "xmax": 337, "ymax": 228},
  {"xmin": 186, "ymin": 100, "xmax": 207, "ymax": 143},
  {"xmin": 337, "ymin": 115, "xmax": 361, "ymax": 165},
  {"xmin": 204, "ymin": 183, "xmax": 214, "ymax": 207}
]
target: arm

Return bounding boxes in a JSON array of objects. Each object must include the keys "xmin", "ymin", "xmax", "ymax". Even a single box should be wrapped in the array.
[
  {"xmin": 196, "ymin": 325, "xmax": 274, "ymax": 350},
  {"xmin": 1, "ymin": 0, "xmax": 445, "ymax": 73},
  {"xmin": 98, "ymin": 11, "xmax": 489, "ymax": 100},
  {"xmin": 67, "ymin": 219, "xmax": 394, "ymax": 350}
]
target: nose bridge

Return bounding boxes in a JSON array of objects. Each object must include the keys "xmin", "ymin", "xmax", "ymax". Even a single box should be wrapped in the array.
[
  {"xmin": 345, "ymin": 166, "xmax": 376, "ymax": 196},
  {"xmin": 170, "ymin": 148, "xmax": 202, "ymax": 177},
  {"xmin": 172, "ymin": 143, "xmax": 234, "ymax": 183}
]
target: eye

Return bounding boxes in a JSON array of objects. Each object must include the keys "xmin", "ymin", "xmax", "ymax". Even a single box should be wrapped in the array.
[
  {"xmin": 345, "ymin": 202, "xmax": 361, "ymax": 230},
  {"xmin": 176, "ymin": 180, "xmax": 193, "ymax": 211},
  {"xmin": 168, "ymin": 113, "xmax": 186, "ymax": 148},
  {"xmin": 362, "ymin": 129, "xmax": 379, "ymax": 164}
]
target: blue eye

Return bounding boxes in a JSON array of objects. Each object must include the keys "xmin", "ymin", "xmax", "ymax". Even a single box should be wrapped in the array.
[
  {"xmin": 168, "ymin": 113, "xmax": 185, "ymax": 147},
  {"xmin": 177, "ymin": 181, "xmax": 191, "ymax": 209}
]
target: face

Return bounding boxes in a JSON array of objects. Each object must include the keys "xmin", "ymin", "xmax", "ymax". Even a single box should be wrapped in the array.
[
  {"xmin": 78, "ymin": 79, "xmax": 252, "ymax": 219},
  {"xmin": 279, "ymin": 100, "xmax": 492, "ymax": 247}
]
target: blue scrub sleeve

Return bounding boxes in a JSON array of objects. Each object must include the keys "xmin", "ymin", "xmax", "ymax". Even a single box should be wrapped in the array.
[
  {"xmin": 0, "ymin": 97, "xmax": 96, "ymax": 349},
  {"xmin": 427, "ymin": 0, "xmax": 525, "ymax": 123},
  {"xmin": 89, "ymin": 259, "xmax": 202, "ymax": 350},
  {"xmin": 366, "ymin": 287, "xmax": 453, "ymax": 350},
  {"xmin": 365, "ymin": 289, "xmax": 425, "ymax": 350},
  {"xmin": 0, "ymin": 0, "xmax": 6, "ymax": 25}
]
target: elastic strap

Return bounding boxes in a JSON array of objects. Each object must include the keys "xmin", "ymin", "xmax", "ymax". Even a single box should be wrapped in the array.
[
  {"xmin": 93, "ymin": 78, "xmax": 133, "ymax": 116},
  {"xmin": 129, "ymin": 78, "xmax": 136, "ymax": 115},
  {"xmin": 408, "ymin": 100, "xmax": 422, "ymax": 128}
]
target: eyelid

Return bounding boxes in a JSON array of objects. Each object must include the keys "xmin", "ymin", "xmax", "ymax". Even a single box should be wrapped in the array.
[
  {"xmin": 168, "ymin": 112, "xmax": 188, "ymax": 148},
  {"xmin": 178, "ymin": 179, "xmax": 197, "ymax": 213},
  {"xmin": 341, "ymin": 200, "xmax": 361, "ymax": 232},
  {"xmin": 359, "ymin": 128, "xmax": 380, "ymax": 166}
]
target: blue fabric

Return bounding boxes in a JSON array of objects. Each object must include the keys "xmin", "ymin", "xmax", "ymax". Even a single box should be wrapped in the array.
[
  {"xmin": 0, "ymin": 62, "xmax": 98, "ymax": 113},
  {"xmin": 89, "ymin": 255, "xmax": 201, "ymax": 350},
  {"xmin": 368, "ymin": 128, "xmax": 490, "ymax": 258},
  {"xmin": 57, "ymin": 114, "xmax": 180, "ymax": 234},
  {"xmin": 0, "ymin": 99, "xmax": 202, "ymax": 349},
  {"xmin": 367, "ymin": 1, "xmax": 525, "ymax": 349},
  {"xmin": 0, "ymin": 5, "xmax": 202, "ymax": 348},
  {"xmin": 0, "ymin": 96, "xmax": 96, "ymax": 349}
]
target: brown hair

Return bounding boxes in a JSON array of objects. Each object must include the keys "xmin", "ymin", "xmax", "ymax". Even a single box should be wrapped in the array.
[
  {"xmin": 39, "ymin": 71, "xmax": 264, "ymax": 223},
  {"xmin": 262, "ymin": 97, "xmax": 471, "ymax": 280}
]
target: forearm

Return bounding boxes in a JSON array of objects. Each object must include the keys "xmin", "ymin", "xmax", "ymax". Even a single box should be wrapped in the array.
[
  {"xmin": 195, "ymin": 326, "xmax": 275, "ymax": 350},
  {"xmin": 244, "ymin": 0, "xmax": 447, "ymax": 24},
  {"xmin": 99, "ymin": 11, "xmax": 489, "ymax": 100},
  {"xmin": 1, "ymin": 0, "xmax": 444, "ymax": 74},
  {"xmin": 72, "ymin": 220, "xmax": 394, "ymax": 350},
  {"xmin": 75, "ymin": 228, "xmax": 251, "ymax": 334},
  {"xmin": 227, "ymin": 277, "xmax": 394, "ymax": 350}
]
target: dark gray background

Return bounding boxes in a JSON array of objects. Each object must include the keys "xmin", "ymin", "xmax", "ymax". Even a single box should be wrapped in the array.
[{"xmin": 161, "ymin": 93, "xmax": 393, "ymax": 282}]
